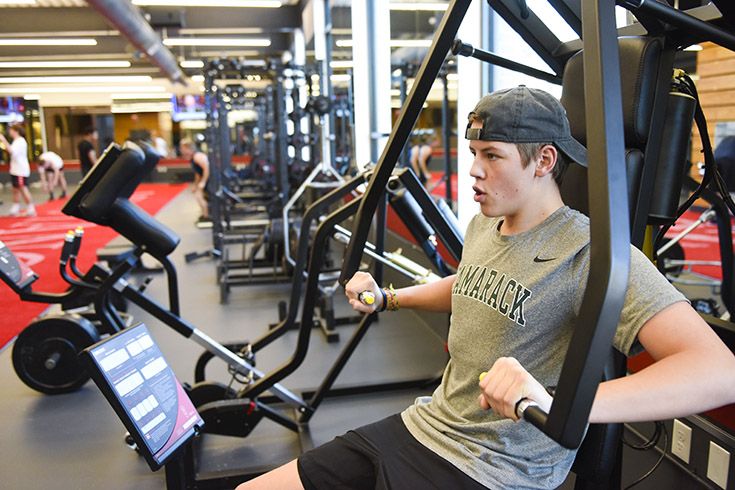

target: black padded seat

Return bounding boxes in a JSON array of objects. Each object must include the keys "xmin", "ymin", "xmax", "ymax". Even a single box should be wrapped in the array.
[
  {"xmin": 107, "ymin": 199, "xmax": 180, "ymax": 258},
  {"xmin": 559, "ymin": 36, "xmax": 663, "ymax": 221},
  {"xmin": 77, "ymin": 144, "xmax": 181, "ymax": 258},
  {"xmin": 560, "ymin": 36, "xmax": 663, "ymax": 151}
]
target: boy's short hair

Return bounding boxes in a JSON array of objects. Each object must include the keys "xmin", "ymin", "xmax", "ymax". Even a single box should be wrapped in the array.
[
  {"xmin": 82, "ymin": 125, "xmax": 96, "ymax": 136},
  {"xmin": 516, "ymin": 142, "xmax": 569, "ymax": 185}
]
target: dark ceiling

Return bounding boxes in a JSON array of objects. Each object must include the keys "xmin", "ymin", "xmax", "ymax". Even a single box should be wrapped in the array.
[{"xmin": 0, "ymin": 2, "xmax": 444, "ymax": 80}]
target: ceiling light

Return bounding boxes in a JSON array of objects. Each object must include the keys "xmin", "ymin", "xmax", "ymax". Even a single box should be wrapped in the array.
[
  {"xmin": 684, "ymin": 44, "xmax": 703, "ymax": 52},
  {"xmin": 336, "ymin": 39, "xmax": 432, "ymax": 48},
  {"xmin": 0, "ymin": 60, "xmax": 131, "ymax": 69},
  {"xmin": 330, "ymin": 74, "xmax": 351, "ymax": 82},
  {"xmin": 111, "ymin": 93, "xmax": 173, "ymax": 100},
  {"xmin": 0, "ymin": 0, "xmax": 37, "ymax": 4},
  {"xmin": 180, "ymin": 60, "xmax": 205, "ymax": 69},
  {"xmin": 446, "ymin": 73, "xmax": 458, "ymax": 81},
  {"xmin": 390, "ymin": 2, "xmax": 448, "ymax": 11},
  {"xmin": 330, "ymin": 60, "xmax": 353, "ymax": 69},
  {"xmin": 111, "ymin": 102, "xmax": 173, "ymax": 114},
  {"xmin": 0, "ymin": 76, "xmax": 153, "ymax": 84},
  {"xmin": 0, "ymin": 38, "xmax": 97, "ymax": 46},
  {"xmin": 132, "ymin": 0, "xmax": 281, "ymax": 6},
  {"xmin": 0, "ymin": 86, "xmax": 166, "ymax": 94},
  {"xmin": 196, "ymin": 50, "xmax": 263, "ymax": 59},
  {"xmin": 191, "ymin": 75, "xmax": 205, "ymax": 82},
  {"xmin": 23, "ymin": 94, "xmax": 41, "ymax": 100},
  {"xmin": 163, "ymin": 38, "xmax": 271, "ymax": 47},
  {"xmin": 179, "ymin": 28, "xmax": 264, "ymax": 35}
]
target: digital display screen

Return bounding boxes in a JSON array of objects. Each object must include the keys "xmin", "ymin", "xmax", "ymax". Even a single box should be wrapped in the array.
[
  {"xmin": 83, "ymin": 323, "xmax": 203, "ymax": 470},
  {"xmin": 171, "ymin": 94, "xmax": 207, "ymax": 122},
  {"xmin": 0, "ymin": 97, "xmax": 25, "ymax": 123}
]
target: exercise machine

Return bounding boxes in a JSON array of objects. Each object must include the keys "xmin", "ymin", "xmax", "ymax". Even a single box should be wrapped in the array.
[{"xmin": 341, "ymin": 1, "xmax": 735, "ymax": 489}]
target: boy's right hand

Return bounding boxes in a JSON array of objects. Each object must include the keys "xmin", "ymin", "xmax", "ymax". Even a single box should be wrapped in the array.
[{"xmin": 345, "ymin": 271, "xmax": 382, "ymax": 313}]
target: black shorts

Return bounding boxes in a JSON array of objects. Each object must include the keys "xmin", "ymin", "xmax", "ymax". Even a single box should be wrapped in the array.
[
  {"xmin": 297, "ymin": 414, "xmax": 487, "ymax": 490},
  {"xmin": 11, "ymin": 175, "xmax": 27, "ymax": 188}
]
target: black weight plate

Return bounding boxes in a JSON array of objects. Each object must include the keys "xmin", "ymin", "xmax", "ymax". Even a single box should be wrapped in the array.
[{"xmin": 12, "ymin": 314, "xmax": 100, "ymax": 394}]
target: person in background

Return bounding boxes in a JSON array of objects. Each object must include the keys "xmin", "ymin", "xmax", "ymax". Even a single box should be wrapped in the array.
[
  {"xmin": 0, "ymin": 123, "xmax": 35, "ymax": 216},
  {"xmin": 38, "ymin": 150, "xmax": 67, "ymax": 201},
  {"xmin": 714, "ymin": 135, "xmax": 735, "ymax": 194},
  {"xmin": 179, "ymin": 138, "xmax": 210, "ymax": 223},
  {"xmin": 151, "ymin": 130, "xmax": 170, "ymax": 158},
  {"xmin": 410, "ymin": 133, "xmax": 440, "ymax": 185},
  {"xmin": 77, "ymin": 125, "xmax": 97, "ymax": 178}
]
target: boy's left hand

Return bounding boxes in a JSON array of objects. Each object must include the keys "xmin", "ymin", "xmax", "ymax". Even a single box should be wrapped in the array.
[{"xmin": 478, "ymin": 357, "xmax": 553, "ymax": 421}]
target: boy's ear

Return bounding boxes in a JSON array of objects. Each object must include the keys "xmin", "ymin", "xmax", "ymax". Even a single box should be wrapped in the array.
[{"xmin": 535, "ymin": 145, "xmax": 557, "ymax": 177}]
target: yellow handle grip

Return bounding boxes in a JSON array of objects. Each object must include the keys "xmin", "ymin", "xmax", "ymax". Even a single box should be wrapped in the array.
[{"xmin": 358, "ymin": 291, "xmax": 375, "ymax": 305}]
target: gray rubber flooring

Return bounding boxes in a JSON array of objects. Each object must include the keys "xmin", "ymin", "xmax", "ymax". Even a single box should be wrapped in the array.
[
  {"xmin": 0, "ymin": 183, "xmax": 715, "ymax": 489},
  {"xmin": 0, "ymin": 185, "xmax": 445, "ymax": 489}
]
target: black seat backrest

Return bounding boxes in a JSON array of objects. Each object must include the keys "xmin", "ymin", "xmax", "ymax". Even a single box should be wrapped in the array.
[
  {"xmin": 557, "ymin": 36, "xmax": 665, "ymax": 490},
  {"xmin": 77, "ymin": 143, "xmax": 180, "ymax": 258},
  {"xmin": 560, "ymin": 36, "xmax": 663, "ymax": 225}
]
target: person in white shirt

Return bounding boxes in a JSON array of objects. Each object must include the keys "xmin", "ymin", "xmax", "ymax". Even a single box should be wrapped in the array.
[
  {"xmin": 0, "ymin": 123, "xmax": 35, "ymax": 216},
  {"xmin": 152, "ymin": 130, "xmax": 170, "ymax": 158},
  {"xmin": 38, "ymin": 150, "xmax": 68, "ymax": 201}
]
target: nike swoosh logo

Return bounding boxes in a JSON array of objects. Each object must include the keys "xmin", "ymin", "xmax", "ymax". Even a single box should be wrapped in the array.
[{"xmin": 533, "ymin": 256, "xmax": 557, "ymax": 263}]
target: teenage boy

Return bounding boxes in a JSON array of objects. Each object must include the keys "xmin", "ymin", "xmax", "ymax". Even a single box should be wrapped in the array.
[{"xmin": 239, "ymin": 86, "xmax": 735, "ymax": 490}]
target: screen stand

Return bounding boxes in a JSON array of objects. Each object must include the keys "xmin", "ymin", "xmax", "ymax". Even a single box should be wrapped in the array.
[{"xmin": 164, "ymin": 446, "xmax": 196, "ymax": 490}]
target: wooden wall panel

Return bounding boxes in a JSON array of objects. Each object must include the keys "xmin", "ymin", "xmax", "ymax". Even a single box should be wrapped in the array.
[
  {"xmin": 113, "ymin": 112, "xmax": 160, "ymax": 145},
  {"xmin": 699, "ymin": 90, "xmax": 735, "ymax": 109},
  {"xmin": 698, "ymin": 45, "xmax": 735, "ymax": 63},
  {"xmin": 691, "ymin": 42, "xmax": 735, "ymax": 168}
]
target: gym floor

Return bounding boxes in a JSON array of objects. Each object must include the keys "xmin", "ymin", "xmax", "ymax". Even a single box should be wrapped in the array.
[{"xmin": 0, "ymin": 183, "xmax": 717, "ymax": 489}]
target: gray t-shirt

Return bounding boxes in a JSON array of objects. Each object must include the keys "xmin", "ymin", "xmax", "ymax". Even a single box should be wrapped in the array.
[{"xmin": 402, "ymin": 206, "xmax": 686, "ymax": 489}]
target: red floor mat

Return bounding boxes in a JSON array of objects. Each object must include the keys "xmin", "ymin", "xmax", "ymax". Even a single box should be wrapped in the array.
[
  {"xmin": 427, "ymin": 172, "xmax": 459, "ymax": 201},
  {"xmin": 0, "ymin": 183, "xmax": 187, "ymax": 349}
]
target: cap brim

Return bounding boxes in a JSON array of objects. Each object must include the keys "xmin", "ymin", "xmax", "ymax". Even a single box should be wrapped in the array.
[{"xmin": 557, "ymin": 137, "xmax": 587, "ymax": 167}]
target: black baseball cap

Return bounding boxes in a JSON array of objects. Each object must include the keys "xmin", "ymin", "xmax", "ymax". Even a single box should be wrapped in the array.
[{"xmin": 465, "ymin": 85, "xmax": 587, "ymax": 165}]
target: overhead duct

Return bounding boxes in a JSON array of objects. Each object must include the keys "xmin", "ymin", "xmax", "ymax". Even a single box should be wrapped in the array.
[{"xmin": 85, "ymin": 0, "xmax": 186, "ymax": 85}]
